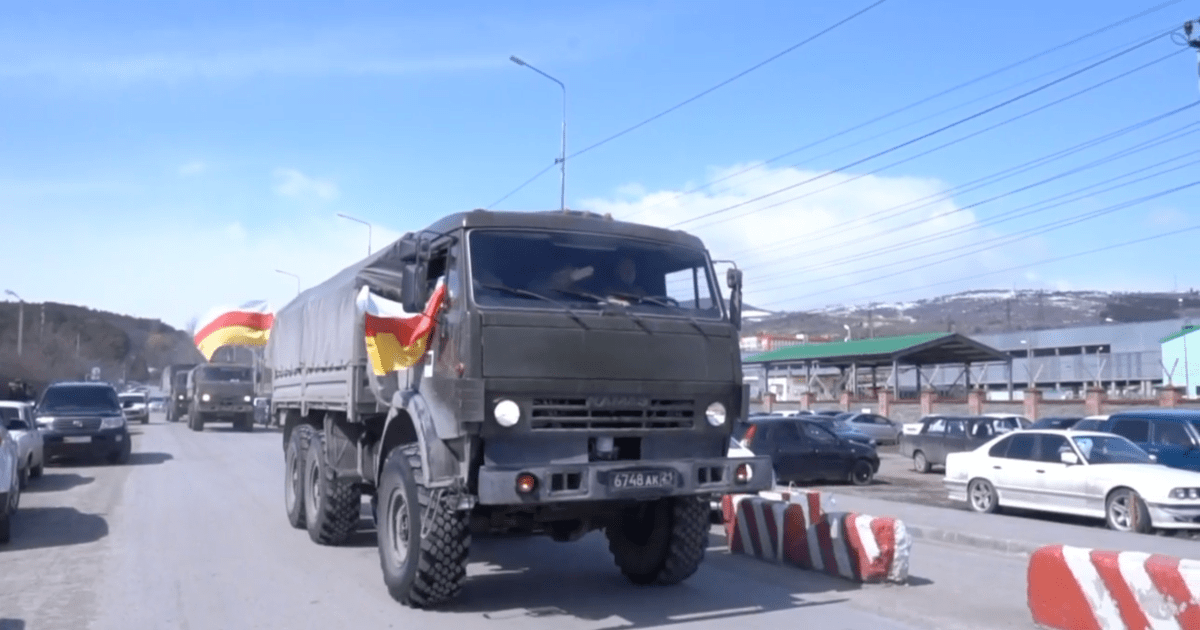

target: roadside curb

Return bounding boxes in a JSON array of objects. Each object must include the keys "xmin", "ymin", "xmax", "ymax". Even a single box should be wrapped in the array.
[{"xmin": 904, "ymin": 523, "xmax": 1041, "ymax": 558}]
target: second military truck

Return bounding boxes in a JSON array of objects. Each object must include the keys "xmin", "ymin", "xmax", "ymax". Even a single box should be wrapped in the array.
[
  {"xmin": 185, "ymin": 363, "xmax": 255, "ymax": 432},
  {"xmin": 267, "ymin": 209, "xmax": 771, "ymax": 608}
]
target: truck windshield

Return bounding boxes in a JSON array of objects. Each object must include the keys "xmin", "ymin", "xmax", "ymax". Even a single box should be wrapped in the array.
[
  {"xmin": 469, "ymin": 229, "xmax": 723, "ymax": 319},
  {"xmin": 198, "ymin": 367, "xmax": 252, "ymax": 382}
]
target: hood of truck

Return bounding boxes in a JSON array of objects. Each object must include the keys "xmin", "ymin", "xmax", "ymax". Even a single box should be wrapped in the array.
[{"xmin": 480, "ymin": 311, "xmax": 737, "ymax": 382}]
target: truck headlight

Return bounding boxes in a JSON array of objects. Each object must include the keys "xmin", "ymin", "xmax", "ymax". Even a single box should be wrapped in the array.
[
  {"xmin": 706, "ymin": 402, "xmax": 727, "ymax": 427},
  {"xmin": 178, "ymin": 394, "xmax": 185, "ymax": 400},
  {"xmin": 243, "ymin": 395, "xmax": 252, "ymax": 403},
  {"xmin": 100, "ymin": 416, "xmax": 125, "ymax": 429},
  {"xmin": 201, "ymin": 393, "xmax": 211, "ymax": 402},
  {"xmin": 494, "ymin": 399, "xmax": 520, "ymax": 427}
]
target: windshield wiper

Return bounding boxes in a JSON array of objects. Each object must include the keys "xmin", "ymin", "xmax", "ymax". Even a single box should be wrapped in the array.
[
  {"xmin": 550, "ymin": 289, "xmax": 653, "ymax": 335},
  {"xmin": 610, "ymin": 293, "xmax": 710, "ymax": 338},
  {"xmin": 479, "ymin": 283, "xmax": 589, "ymax": 330}
]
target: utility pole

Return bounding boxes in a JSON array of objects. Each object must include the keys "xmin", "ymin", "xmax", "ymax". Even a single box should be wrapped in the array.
[
  {"xmin": 866, "ymin": 302, "xmax": 875, "ymax": 339},
  {"xmin": 5, "ymin": 290, "xmax": 23, "ymax": 357}
]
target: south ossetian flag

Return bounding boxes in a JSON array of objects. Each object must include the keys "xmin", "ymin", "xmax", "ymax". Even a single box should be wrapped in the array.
[
  {"xmin": 193, "ymin": 300, "xmax": 275, "ymax": 361},
  {"xmin": 356, "ymin": 279, "xmax": 446, "ymax": 376}
]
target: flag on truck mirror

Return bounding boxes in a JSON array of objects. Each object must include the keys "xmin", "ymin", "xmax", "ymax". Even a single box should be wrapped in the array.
[
  {"xmin": 356, "ymin": 280, "xmax": 446, "ymax": 376},
  {"xmin": 193, "ymin": 300, "xmax": 275, "ymax": 361}
]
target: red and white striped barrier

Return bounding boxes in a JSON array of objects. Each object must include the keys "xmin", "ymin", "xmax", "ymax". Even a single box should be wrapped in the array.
[
  {"xmin": 1028, "ymin": 544, "xmax": 1200, "ymax": 630},
  {"xmin": 729, "ymin": 497, "xmax": 787, "ymax": 562},
  {"xmin": 720, "ymin": 489, "xmax": 823, "ymax": 543},
  {"xmin": 784, "ymin": 512, "xmax": 910, "ymax": 584}
]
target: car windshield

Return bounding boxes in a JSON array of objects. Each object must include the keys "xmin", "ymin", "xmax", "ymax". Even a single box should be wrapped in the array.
[
  {"xmin": 0, "ymin": 407, "xmax": 21, "ymax": 420},
  {"xmin": 119, "ymin": 394, "xmax": 145, "ymax": 403},
  {"xmin": 40, "ymin": 386, "xmax": 120, "ymax": 412},
  {"xmin": 198, "ymin": 367, "xmax": 252, "ymax": 382},
  {"xmin": 468, "ymin": 229, "xmax": 723, "ymax": 319},
  {"xmin": 1070, "ymin": 435, "xmax": 1154, "ymax": 465}
]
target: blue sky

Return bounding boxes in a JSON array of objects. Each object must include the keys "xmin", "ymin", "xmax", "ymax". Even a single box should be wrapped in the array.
[{"xmin": 2, "ymin": 0, "xmax": 1199, "ymax": 329}]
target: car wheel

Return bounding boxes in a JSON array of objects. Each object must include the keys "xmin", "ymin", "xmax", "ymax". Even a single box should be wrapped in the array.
[
  {"xmin": 1106, "ymin": 488, "xmax": 1152, "ymax": 534},
  {"xmin": 18, "ymin": 459, "xmax": 29, "ymax": 490},
  {"xmin": 967, "ymin": 478, "xmax": 999, "ymax": 514},
  {"xmin": 30, "ymin": 459, "xmax": 43, "ymax": 479},
  {"xmin": 913, "ymin": 451, "xmax": 931, "ymax": 473},
  {"xmin": 849, "ymin": 459, "xmax": 874, "ymax": 486}
]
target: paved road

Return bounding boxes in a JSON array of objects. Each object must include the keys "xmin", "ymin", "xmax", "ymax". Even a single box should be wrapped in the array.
[{"xmin": 0, "ymin": 415, "xmax": 1038, "ymax": 630}]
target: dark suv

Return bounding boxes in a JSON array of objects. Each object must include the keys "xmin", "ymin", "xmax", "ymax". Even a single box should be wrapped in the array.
[
  {"xmin": 35, "ymin": 382, "xmax": 131, "ymax": 464},
  {"xmin": 1098, "ymin": 409, "xmax": 1200, "ymax": 472}
]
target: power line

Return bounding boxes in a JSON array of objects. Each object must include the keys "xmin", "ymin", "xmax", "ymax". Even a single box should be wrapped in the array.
[
  {"xmin": 668, "ymin": 32, "xmax": 1173, "ymax": 229},
  {"xmin": 623, "ymin": 3, "xmax": 1184, "ymax": 219},
  {"xmin": 763, "ymin": 221, "xmax": 1200, "ymax": 310},
  {"xmin": 752, "ymin": 151, "xmax": 1200, "ymax": 294},
  {"xmin": 567, "ymin": 0, "xmax": 891, "ymax": 161},
  {"xmin": 487, "ymin": 162, "xmax": 557, "ymax": 209},
  {"xmin": 728, "ymin": 102, "xmax": 1200, "ymax": 262},
  {"xmin": 741, "ymin": 112, "xmax": 1200, "ymax": 277},
  {"xmin": 684, "ymin": 47, "xmax": 1186, "ymax": 232}
]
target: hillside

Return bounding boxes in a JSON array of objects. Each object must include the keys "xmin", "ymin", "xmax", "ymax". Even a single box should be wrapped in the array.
[
  {"xmin": 0, "ymin": 301, "xmax": 202, "ymax": 394},
  {"xmin": 748, "ymin": 289, "xmax": 1200, "ymax": 338}
]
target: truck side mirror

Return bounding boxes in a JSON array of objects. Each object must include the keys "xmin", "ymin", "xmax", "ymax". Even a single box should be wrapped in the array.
[
  {"xmin": 726, "ymin": 268, "xmax": 743, "ymax": 330},
  {"xmin": 400, "ymin": 264, "xmax": 426, "ymax": 312}
]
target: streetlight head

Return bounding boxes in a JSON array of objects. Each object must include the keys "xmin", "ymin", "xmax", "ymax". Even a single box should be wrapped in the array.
[{"xmin": 509, "ymin": 55, "xmax": 527, "ymax": 66}]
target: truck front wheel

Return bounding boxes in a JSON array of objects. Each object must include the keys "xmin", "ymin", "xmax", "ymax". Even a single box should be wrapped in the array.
[
  {"xmin": 303, "ymin": 433, "xmax": 360, "ymax": 545},
  {"xmin": 376, "ymin": 443, "xmax": 470, "ymax": 608},
  {"xmin": 605, "ymin": 495, "xmax": 708, "ymax": 586}
]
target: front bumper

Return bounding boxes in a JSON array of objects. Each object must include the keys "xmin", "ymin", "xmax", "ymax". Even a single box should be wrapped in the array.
[
  {"xmin": 42, "ymin": 427, "xmax": 128, "ymax": 459},
  {"xmin": 944, "ymin": 479, "xmax": 968, "ymax": 503},
  {"xmin": 477, "ymin": 455, "xmax": 773, "ymax": 505},
  {"xmin": 1146, "ymin": 501, "xmax": 1200, "ymax": 529}
]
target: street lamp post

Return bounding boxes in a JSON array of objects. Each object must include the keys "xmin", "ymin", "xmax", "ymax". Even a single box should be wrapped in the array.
[
  {"xmin": 275, "ymin": 270, "xmax": 300, "ymax": 296},
  {"xmin": 336, "ymin": 213, "xmax": 373, "ymax": 256},
  {"xmin": 510, "ymin": 55, "xmax": 566, "ymax": 212},
  {"xmin": 5, "ymin": 290, "xmax": 23, "ymax": 357},
  {"xmin": 1020, "ymin": 339, "xmax": 1033, "ymax": 389}
]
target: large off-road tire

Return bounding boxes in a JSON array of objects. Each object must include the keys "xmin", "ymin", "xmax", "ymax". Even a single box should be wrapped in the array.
[
  {"xmin": 285, "ymin": 425, "xmax": 313, "ymax": 529},
  {"xmin": 302, "ymin": 433, "xmax": 361, "ymax": 545},
  {"xmin": 376, "ymin": 443, "xmax": 470, "ymax": 608},
  {"xmin": 605, "ymin": 495, "xmax": 708, "ymax": 586},
  {"xmin": 189, "ymin": 411, "xmax": 204, "ymax": 432}
]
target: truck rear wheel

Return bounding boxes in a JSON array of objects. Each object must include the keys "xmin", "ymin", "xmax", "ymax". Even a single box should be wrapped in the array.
[
  {"xmin": 303, "ymin": 433, "xmax": 360, "ymax": 545},
  {"xmin": 376, "ymin": 443, "xmax": 470, "ymax": 608},
  {"xmin": 285, "ymin": 425, "xmax": 313, "ymax": 529},
  {"xmin": 605, "ymin": 495, "xmax": 708, "ymax": 586}
]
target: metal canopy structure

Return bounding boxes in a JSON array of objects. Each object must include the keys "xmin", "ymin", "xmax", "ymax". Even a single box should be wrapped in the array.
[{"xmin": 743, "ymin": 332, "xmax": 1013, "ymax": 397}]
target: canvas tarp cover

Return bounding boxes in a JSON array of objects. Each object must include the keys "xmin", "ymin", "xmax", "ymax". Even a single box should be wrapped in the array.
[{"xmin": 266, "ymin": 237, "xmax": 417, "ymax": 372}]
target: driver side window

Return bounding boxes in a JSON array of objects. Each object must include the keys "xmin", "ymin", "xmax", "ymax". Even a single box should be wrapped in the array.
[{"xmin": 665, "ymin": 267, "xmax": 714, "ymax": 310}]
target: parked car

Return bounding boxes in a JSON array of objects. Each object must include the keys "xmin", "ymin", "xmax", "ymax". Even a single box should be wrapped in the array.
[
  {"xmin": 983, "ymin": 413, "xmax": 1032, "ymax": 429},
  {"xmin": 945, "ymin": 429, "xmax": 1200, "ymax": 533},
  {"xmin": 735, "ymin": 416, "xmax": 879, "ymax": 486},
  {"xmin": 0, "ymin": 421, "xmax": 19, "ymax": 543},
  {"xmin": 0, "ymin": 401, "xmax": 43, "ymax": 488},
  {"xmin": 118, "ymin": 391, "xmax": 150, "ymax": 425},
  {"xmin": 1071, "ymin": 415, "xmax": 1109, "ymax": 432},
  {"xmin": 901, "ymin": 415, "xmax": 1022, "ymax": 473},
  {"xmin": 1029, "ymin": 416, "xmax": 1084, "ymax": 430},
  {"xmin": 147, "ymin": 396, "xmax": 166, "ymax": 413},
  {"xmin": 836, "ymin": 412, "xmax": 902, "ymax": 444},
  {"xmin": 1096, "ymin": 409, "xmax": 1200, "ymax": 473},
  {"xmin": 35, "ymin": 382, "xmax": 131, "ymax": 464},
  {"xmin": 812, "ymin": 417, "xmax": 878, "ymax": 447}
]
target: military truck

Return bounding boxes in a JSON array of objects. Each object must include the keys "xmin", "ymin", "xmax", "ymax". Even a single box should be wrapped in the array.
[
  {"xmin": 267, "ymin": 209, "xmax": 771, "ymax": 608},
  {"xmin": 185, "ymin": 363, "xmax": 255, "ymax": 432},
  {"xmin": 162, "ymin": 363, "xmax": 197, "ymax": 423}
]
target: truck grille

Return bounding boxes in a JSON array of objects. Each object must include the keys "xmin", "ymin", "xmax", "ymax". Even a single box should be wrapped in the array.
[
  {"xmin": 51, "ymin": 417, "xmax": 102, "ymax": 431},
  {"xmin": 529, "ymin": 398, "xmax": 694, "ymax": 430}
]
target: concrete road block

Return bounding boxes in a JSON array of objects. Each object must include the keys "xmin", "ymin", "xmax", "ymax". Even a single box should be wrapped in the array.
[
  {"xmin": 784, "ymin": 512, "xmax": 911, "ymax": 584},
  {"xmin": 730, "ymin": 497, "xmax": 788, "ymax": 562},
  {"xmin": 722, "ymin": 489, "xmax": 822, "ymax": 543},
  {"xmin": 1027, "ymin": 544, "xmax": 1200, "ymax": 630}
]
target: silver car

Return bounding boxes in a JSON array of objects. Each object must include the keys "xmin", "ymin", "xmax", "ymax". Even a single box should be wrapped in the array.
[
  {"xmin": 837, "ymin": 412, "xmax": 902, "ymax": 445},
  {"xmin": 0, "ymin": 401, "xmax": 43, "ymax": 488}
]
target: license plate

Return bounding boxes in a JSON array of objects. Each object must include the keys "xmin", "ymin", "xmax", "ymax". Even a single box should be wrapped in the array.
[
  {"xmin": 610, "ymin": 469, "xmax": 676, "ymax": 490},
  {"xmin": 62, "ymin": 436, "xmax": 91, "ymax": 444}
]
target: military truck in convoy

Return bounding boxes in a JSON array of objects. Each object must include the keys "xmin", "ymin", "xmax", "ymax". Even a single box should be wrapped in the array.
[
  {"xmin": 267, "ymin": 209, "xmax": 771, "ymax": 608},
  {"xmin": 162, "ymin": 363, "xmax": 197, "ymax": 423},
  {"xmin": 185, "ymin": 363, "xmax": 256, "ymax": 432}
]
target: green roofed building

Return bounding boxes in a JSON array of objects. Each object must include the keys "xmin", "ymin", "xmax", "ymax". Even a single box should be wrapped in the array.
[{"xmin": 744, "ymin": 331, "xmax": 1010, "ymax": 400}]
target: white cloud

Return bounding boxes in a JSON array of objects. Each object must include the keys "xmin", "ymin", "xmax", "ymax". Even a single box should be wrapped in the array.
[
  {"xmin": 178, "ymin": 161, "xmax": 207, "ymax": 176},
  {"xmin": 580, "ymin": 163, "xmax": 1034, "ymax": 312},
  {"xmin": 273, "ymin": 168, "xmax": 339, "ymax": 201}
]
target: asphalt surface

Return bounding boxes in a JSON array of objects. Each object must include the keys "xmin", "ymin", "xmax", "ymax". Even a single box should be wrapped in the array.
[{"xmin": 0, "ymin": 414, "xmax": 1040, "ymax": 630}]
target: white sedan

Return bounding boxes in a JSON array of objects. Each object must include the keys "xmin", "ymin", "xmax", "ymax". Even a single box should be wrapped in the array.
[
  {"xmin": 945, "ymin": 429, "xmax": 1200, "ymax": 533},
  {"xmin": 0, "ymin": 422, "xmax": 19, "ymax": 543},
  {"xmin": 0, "ymin": 401, "xmax": 43, "ymax": 488}
]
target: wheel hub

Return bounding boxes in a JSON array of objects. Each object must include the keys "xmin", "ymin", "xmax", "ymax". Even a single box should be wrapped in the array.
[{"xmin": 389, "ymin": 489, "xmax": 410, "ymax": 564}]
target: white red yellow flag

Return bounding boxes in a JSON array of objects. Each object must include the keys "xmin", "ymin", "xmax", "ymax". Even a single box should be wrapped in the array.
[
  {"xmin": 356, "ymin": 280, "xmax": 445, "ymax": 376},
  {"xmin": 193, "ymin": 300, "xmax": 275, "ymax": 361}
]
